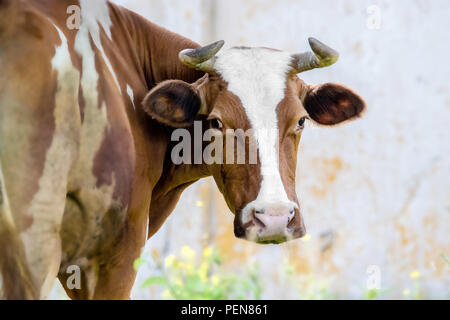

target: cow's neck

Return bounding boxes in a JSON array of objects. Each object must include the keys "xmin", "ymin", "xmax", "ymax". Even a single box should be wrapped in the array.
[
  {"xmin": 110, "ymin": 4, "xmax": 209, "ymax": 180},
  {"xmin": 148, "ymin": 150, "xmax": 211, "ymax": 238},
  {"xmin": 153, "ymin": 142, "xmax": 211, "ymax": 198},
  {"xmin": 121, "ymin": 6, "xmax": 204, "ymax": 87}
]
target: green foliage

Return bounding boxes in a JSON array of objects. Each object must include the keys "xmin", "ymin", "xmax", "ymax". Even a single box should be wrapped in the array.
[
  {"xmin": 297, "ymin": 276, "xmax": 337, "ymax": 300},
  {"xmin": 364, "ymin": 288, "xmax": 391, "ymax": 300},
  {"xmin": 440, "ymin": 253, "xmax": 450, "ymax": 268},
  {"xmin": 365, "ymin": 289, "xmax": 379, "ymax": 300},
  {"xmin": 134, "ymin": 247, "xmax": 443, "ymax": 300},
  {"xmin": 137, "ymin": 246, "xmax": 262, "ymax": 300},
  {"xmin": 282, "ymin": 260, "xmax": 336, "ymax": 300}
]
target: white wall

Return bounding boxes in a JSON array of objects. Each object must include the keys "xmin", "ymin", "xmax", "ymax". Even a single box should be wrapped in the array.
[{"xmin": 107, "ymin": 0, "xmax": 450, "ymax": 299}]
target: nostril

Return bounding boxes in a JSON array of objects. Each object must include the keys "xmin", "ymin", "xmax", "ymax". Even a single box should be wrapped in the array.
[
  {"xmin": 250, "ymin": 209, "xmax": 266, "ymax": 228},
  {"xmin": 253, "ymin": 215, "xmax": 266, "ymax": 228},
  {"xmin": 287, "ymin": 215, "xmax": 297, "ymax": 229}
]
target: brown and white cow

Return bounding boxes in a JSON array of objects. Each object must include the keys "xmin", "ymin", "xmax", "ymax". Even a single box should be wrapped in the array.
[{"xmin": 0, "ymin": 0, "xmax": 365, "ymax": 299}]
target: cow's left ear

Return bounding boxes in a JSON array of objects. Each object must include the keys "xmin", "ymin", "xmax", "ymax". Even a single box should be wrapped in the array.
[
  {"xmin": 142, "ymin": 79, "xmax": 204, "ymax": 127},
  {"xmin": 301, "ymin": 83, "xmax": 366, "ymax": 125}
]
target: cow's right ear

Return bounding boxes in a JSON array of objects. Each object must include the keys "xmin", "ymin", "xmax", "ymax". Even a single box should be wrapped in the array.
[{"xmin": 142, "ymin": 80, "xmax": 203, "ymax": 128}]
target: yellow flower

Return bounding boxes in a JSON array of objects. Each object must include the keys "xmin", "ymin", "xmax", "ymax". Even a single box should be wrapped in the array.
[
  {"xmin": 199, "ymin": 262, "xmax": 209, "ymax": 282},
  {"xmin": 301, "ymin": 234, "xmax": 311, "ymax": 242},
  {"xmin": 181, "ymin": 246, "xmax": 196, "ymax": 261},
  {"xmin": 409, "ymin": 271, "xmax": 420, "ymax": 279},
  {"xmin": 203, "ymin": 247, "xmax": 213, "ymax": 258},
  {"xmin": 164, "ymin": 254, "xmax": 176, "ymax": 268},
  {"xmin": 174, "ymin": 278, "xmax": 183, "ymax": 287},
  {"xmin": 161, "ymin": 289, "xmax": 173, "ymax": 299},
  {"xmin": 185, "ymin": 263, "xmax": 194, "ymax": 273},
  {"xmin": 211, "ymin": 275, "xmax": 220, "ymax": 285},
  {"xmin": 196, "ymin": 201, "xmax": 204, "ymax": 207},
  {"xmin": 402, "ymin": 289, "xmax": 410, "ymax": 296},
  {"xmin": 151, "ymin": 249, "xmax": 160, "ymax": 260}
]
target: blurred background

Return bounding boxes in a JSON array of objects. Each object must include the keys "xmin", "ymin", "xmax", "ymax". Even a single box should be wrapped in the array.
[{"xmin": 52, "ymin": 0, "xmax": 450, "ymax": 299}]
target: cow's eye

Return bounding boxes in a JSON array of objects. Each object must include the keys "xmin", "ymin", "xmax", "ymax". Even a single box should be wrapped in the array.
[
  {"xmin": 210, "ymin": 118, "xmax": 223, "ymax": 130},
  {"xmin": 297, "ymin": 117, "xmax": 307, "ymax": 129}
]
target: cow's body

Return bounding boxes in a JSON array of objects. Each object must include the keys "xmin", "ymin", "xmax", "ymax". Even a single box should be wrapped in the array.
[
  {"xmin": 0, "ymin": 0, "xmax": 365, "ymax": 300},
  {"xmin": 0, "ymin": 0, "xmax": 204, "ymax": 299}
]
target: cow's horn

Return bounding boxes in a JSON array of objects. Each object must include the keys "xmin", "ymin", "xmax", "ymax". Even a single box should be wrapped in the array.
[
  {"xmin": 179, "ymin": 40, "xmax": 225, "ymax": 73},
  {"xmin": 292, "ymin": 37, "xmax": 339, "ymax": 73}
]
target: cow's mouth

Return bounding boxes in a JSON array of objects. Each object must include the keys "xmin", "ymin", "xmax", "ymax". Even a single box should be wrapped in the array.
[{"xmin": 256, "ymin": 236, "xmax": 288, "ymax": 245}]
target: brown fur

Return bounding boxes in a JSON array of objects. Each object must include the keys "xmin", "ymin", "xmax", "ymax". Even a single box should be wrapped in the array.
[
  {"xmin": 0, "ymin": 0, "xmax": 18, "ymax": 36},
  {"xmin": 0, "ymin": 221, "xmax": 37, "ymax": 299}
]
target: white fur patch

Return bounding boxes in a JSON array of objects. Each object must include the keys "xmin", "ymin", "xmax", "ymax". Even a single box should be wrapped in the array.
[
  {"xmin": 76, "ymin": 0, "xmax": 121, "ymax": 94},
  {"xmin": 127, "ymin": 84, "xmax": 135, "ymax": 110},
  {"xmin": 71, "ymin": 0, "xmax": 112, "ymax": 193},
  {"xmin": 0, "ymin": 160, "xmax": 14, "ymax": 228},
  {"xmin": 51, "ymin": 25, "xmax": 72, "ymax": 72},
  {"xmin": 214, "ymin": 48, "xmax": 297, "ymax": 220},
  {"xmin": 23, "ymin": 24, "xmax": 81, "ymax": 299}
]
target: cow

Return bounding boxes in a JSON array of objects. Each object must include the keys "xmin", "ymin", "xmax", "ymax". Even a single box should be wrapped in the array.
[{"xmin": 0, "ymin": 0, "xmax": 365, "ymax": 300}]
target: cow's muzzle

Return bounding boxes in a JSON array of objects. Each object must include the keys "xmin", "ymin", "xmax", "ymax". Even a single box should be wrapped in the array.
[{"xmin": 234, "ymin": 205, "xmax": 306, "ymax": 244}]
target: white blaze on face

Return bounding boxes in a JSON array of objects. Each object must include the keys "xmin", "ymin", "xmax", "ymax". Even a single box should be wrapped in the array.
[{"xmin": 214, "ymin": 48, "xmax": 297, "ymax": 219}]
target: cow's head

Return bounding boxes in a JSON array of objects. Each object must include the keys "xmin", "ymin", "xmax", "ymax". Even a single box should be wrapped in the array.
[{"xmin": 143, "ymin": 38, "xmax": 365, "ymax": 244}]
